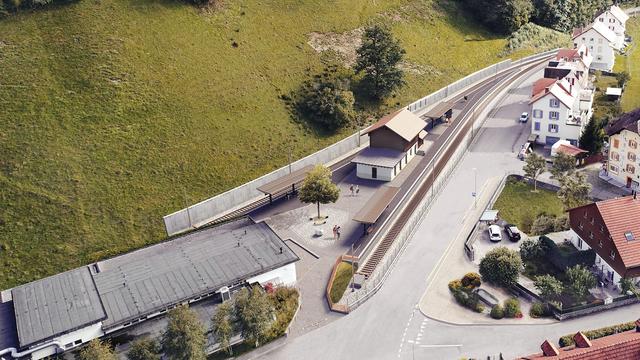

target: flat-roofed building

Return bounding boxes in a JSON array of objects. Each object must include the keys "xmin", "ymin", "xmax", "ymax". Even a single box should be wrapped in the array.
[{"xmin": 0, "ymin": 217, "xmax": 298, "ymax": 360}]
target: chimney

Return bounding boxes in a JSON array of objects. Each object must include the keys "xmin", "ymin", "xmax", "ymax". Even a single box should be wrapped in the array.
[
  {"xmin": 573, "ymin": 332, "xmax": 593, "ymax": 348},
  {"xmin": 541, "ymin": 340, "xmax": 560, "ymax": 357}
]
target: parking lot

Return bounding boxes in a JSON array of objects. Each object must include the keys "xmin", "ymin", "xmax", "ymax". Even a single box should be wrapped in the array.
[{"xmin": 472, "ymin": 218, "xmax": 529, "ymax": 265}]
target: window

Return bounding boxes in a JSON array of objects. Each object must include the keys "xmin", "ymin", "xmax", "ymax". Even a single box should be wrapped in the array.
[
  {"xmin": 548, "ymin": 124, "xmax": 559, "ymax": 133},
  {"xmin": 578, "ymin": 237, "xmax": 583, "ymax": 249},
  {"xmin": 549, "ymin": 111, "xmax": 560, "ymax": 120},
  {"xmin": 600, "ymin": 225, "xmax": 604, "ymax": 233},
  {"xmin": 611, "ymin": 151, "xmax": 620, "ymax": 161},
  {"xmin": 597, "ymin": 46, "xmax": 602, "ymax": 53},
  {"xmin": 579, "ymin": 221, "xmax": 584, "ymax": 229},
  {"xmin": 65, "ymin": 343, "xmax": 74, "ymax": 349},
  {"xmin": 533, "ymin": 109, "xmax": 543, "ymax": 118},
  {"xmin": 599, "ymin": 239, "xmax": 603, "ymax": 247},
  {"xmin": 610, "ymin": 18, "xmax": 615, "ymax": 23},
  {"xmin": 611, "ymin": 250, "xmax": 616, "ymax": 260},
  {"xmin": 629, "ymin": 140, "xmax": 638, "ymax": 149},
  {"xmin": 613, "ymin": 138, "xmax": 620, "ymax": 148},
  {"xmin": 549, "ymin": 98, "xmax": 560, "ymax": 108},
  {"xmin": 596, "ymin": 55, "xmax": 602, "ymax": 61},
  {"xmin": 589, "ymin": 231, "xmax": 594, "ymax": 239},
  {"xmin": 598, "ymin": 38, "xmax": 603, "ymax": 44},
  {"xmin": 584, "ymin": 210, "xmax": 588, "ymax": 218},
  {"xmin": 610, "ymin": 164, "xmax": 619, "ymax": 174},
  {"xmin": 627, "ymin": 164, "xmax": 636, "ymax": 174},
  {"xmin": 590, "ymin": 37, "xmax": 594, "ymax": 42},
  {"xmin": 534, "ymin": 122, "xmax": 541, "ymax": 131},
  {"xmin": 625, "ymin": 231, "xmax": 635, "ymax": 241},
  {"xmin": 371, "ymin": 167, "xmax": 377, "ymax": 179},
  {"xmin": 74, "ymin": 340, "xmax": 82, "ymax": 346},
  {"xmin": 599, "ymin": 17, "xmax": 604, "ymax": 22},
  {"xmin": 628, "ymin": 152, "xmax": 636, "ymax": 161},
  {"xmin": 590, "ymin": 217, "xmax": 595, "ymax": 225}
]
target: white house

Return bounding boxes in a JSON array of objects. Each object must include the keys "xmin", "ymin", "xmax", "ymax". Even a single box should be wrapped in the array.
[
  {"xmin": 353, "ymin": 109, "xmax": 427, "ymax": 182},
  {"xmin": 572, "ymin": 22, "xmax": 618, "ymax": 71},
  {"xmin": 594, "ymin": 5, "xmax": 629, "ymax": 49},
  {"xmin": 530, "ymin": 77, "xmax": 587, "ymax": 146}
]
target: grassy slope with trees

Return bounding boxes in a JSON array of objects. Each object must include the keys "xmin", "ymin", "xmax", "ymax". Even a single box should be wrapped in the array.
[{"xmin": 0, "ymin": 0, "xmax": 540, "ymax": 288}]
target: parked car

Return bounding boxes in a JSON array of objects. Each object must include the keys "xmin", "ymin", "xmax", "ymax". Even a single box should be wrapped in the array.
[
  {"xmin": 488, "ymin": 225, "xmax": 502, "ymax": 242},
  {"xmin": 504, "ymin": 224, "xmax": 521, "ymax": 242},
  {"xmin": 519, "ymin": 112, "xmax": 529, "ymax": 123}
]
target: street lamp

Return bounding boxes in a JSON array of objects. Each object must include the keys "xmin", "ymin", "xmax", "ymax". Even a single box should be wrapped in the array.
[{"xmin": 472, "ymin": 168, "xmax": 477, "ymax": 209}]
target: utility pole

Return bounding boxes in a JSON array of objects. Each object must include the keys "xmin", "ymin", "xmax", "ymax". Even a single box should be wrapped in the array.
[
  {"xmin": 183, "ymin": 187, "xmax": 193, "ymax": 228},
  {"xmin": 351, "ymin": 243, "xmax": 355, "ymax": 292},
  {"xmin": 288, "ymin": 143, "xmax": 293, "ymax": 175}
]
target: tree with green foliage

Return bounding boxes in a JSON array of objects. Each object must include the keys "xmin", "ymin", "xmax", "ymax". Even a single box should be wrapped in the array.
[
  {"xmin": 460, "ymin": 0, "xmax": 533, "ymax": 33},
  {"xmin": 80, "ymin": 340, "xmax": 117, "ymax": 360},
  {"xmin": 161, "ymin": 305, "xmax": 207, "ymax": 360},
  {"xmin": 579, "ymin": 117, "xmax": 607, "ymax": 154},
  {"xmin": 298, "ymin": 165, "xmax": 340, "ymax": 219},
  {"xmin": 617, "ymin": 71, "xmax": 631, "ymax": 88},
  {"xmin": 523, "ymin": 152, "xmax": 546, "ymax": 191},
  {"xmin": 557, "ymin": 171, "xmax": 591, "ymax": 210},
  {"xmin": 212, "ymin": 301, "xmax": 234, "ymax": 355},
  {"xmin": 127, "ymin": 338, "xmax": 161, "ymax": 360},
  {"xmin": 530, "ymin": 214, "xmax": 556, "ymax": 236},
  {"xmin": 479, "ymin": 247, "xmax": 522, "ymax": 287},
  {"xmin": 550, "ymin": 152, "xmax": 576, "ymax": 179},
  {"xmin": 235, "ymin": 286, "xmax": 274, "ymax": 348},
  {"xmin": 534, "ymin": 274, "xmax": 564, "ymax": 300},
  {"xmin": 298, "ymin": 65, "xmax": 355, "ymax": 130},
  {"xmin": 520, "ymin": 238, "xmax": 543, "ymax": 261},
  {"xmin": 619, "ymin": 277, "xmax": 639, "ymax": 296},
  {"xmin": 355, "ymin": 25, "xmax": 405, "ymax": 99},
  {"xmin": 566, "ymin": 265, "xmax": 597, "ymax": 303}
]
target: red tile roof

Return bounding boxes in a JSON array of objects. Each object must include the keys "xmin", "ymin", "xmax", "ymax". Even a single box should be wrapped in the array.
[
  {"xmin": 556, "ymin": 144, "xmax": 588, "ymax": 157},
  {"xmin": 595, "ymin": 197, "xmax": 640, "ymax": 269},
  {"xmin": 519, "ymin": 330, "xmax": 640, "ymax": 359},
  {"xmin": 532, "ymin": 78, "xmax": 557, "ymax": 98},
  {"xmin": 556, "ymin": 49, "xmax": 579, "ymax": 61},
  {"xmin": 607, "ymin": 108, "xmax": 640, "ymax": 136},
  {"xmin": 574, "ymin": 332, "xmax": 592, "ymax": 348}
]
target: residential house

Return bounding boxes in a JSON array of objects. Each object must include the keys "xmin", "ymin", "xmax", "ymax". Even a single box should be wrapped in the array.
[
  {"xmin": 352, "ymin": 109, "xmax": 427, "ymax": 181},
  {"xmin": 605, "ymin": 109, "xmax": 640, "ymax": 189},
  {"xmin": 572, "ymin": 22, "xmax": 618, "ymax": 71},
  {"xmin": 0, "ymin": 218, "xmax": 299, "ymax": 360},
  {"xmin": 518, "ymin": 324, "xmax": 640, "ymax": 359},
  {"xmin": 567, "ymin": 196, "xmax": 640, "ymax": 287},
  {"xmin": 594, "ymin": 5, "xmax": 629, "ymax": 49},
  {"xmin": 530, "ymin": 77, "xmax": 586, "ymax": 146}
]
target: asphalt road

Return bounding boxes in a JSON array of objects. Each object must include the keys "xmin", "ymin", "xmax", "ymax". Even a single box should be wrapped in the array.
[{"xmin": 259, "ymin": 65, "xmax": 640, "ymax": 360}]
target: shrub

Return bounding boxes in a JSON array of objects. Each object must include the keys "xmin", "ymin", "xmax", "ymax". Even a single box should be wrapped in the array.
[
  {"xmin": 448, "ymin": 279, "xmax": 463, "ymax": 292},
  {"xmin": 554, "ymin": 214, "xmax": 570, "ymax": 232},
  {"xmin": 461, "ymin": 272, "xmax": 481, "ymax": 289},
  {"xmin": 503, "ymin": 298, "xmax": 522, "ymax": 318},
  {"xmin": 473, "ymin": 302, "xmax": 485, "ymax": 313},
  {"xmin": 530, "ymin": 214, "xmax": 557, "ymax": 236},
  {"xmin": 265, "ymin": 287, "xmax": 300, "ymax": 341},
  {"xmin": 558, "ymin": 321, "xmax": 637, "ymax": 347},
  {"xmin": 534, "ymin": 274, "xmax": 564, "ymax": 301},
  {"xmin": 619, "ymin": 277, "xmax": 638, "ymax": 295},
  {"xmin": 529, "ymin": 302, "xmax": 546, "ymax": 318},
  {"xmin": 479, "ymin": 247, "xmax": 522, "ymax": 287},
  {"xmin": 490, "ymin": 304, "xmax": 504, "ymax": 319},
  {"xmin": 519, "ymin": 238, "xmax": 543, "ymax": 261},
  {"xmin": 566, "ymin": 265, "xmax": 597, "ymax": 303},
  {"xmin": 297, "ymin": 65, "xmax": 355, "ymax": 130}
]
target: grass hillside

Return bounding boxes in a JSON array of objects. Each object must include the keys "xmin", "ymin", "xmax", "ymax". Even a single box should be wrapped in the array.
[
  {"xmin": 621, "ymin": 18, "xmax": 640, "ymax": 112},
  {"xmin": 0, "ymin": 0, "xmax": 532, "ymax": 288}
]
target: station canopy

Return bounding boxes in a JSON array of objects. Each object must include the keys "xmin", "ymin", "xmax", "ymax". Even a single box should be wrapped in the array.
[
  {"xmin": 422, "ymin": 100, "xmax": 456, "ymax": 119},
  {"xmin": 353, "ymin": 186, "xmax": 401, "ymax": 224},
  {"xmin": 257, "ymin": 165, "xmax": 314, "ymax": 195}
]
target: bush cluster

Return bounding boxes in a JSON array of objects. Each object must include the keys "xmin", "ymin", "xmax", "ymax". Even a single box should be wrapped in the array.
[
  {"xmin": 558, "ymin": 321, "xmax": 637, "ymax": 347},
  {"xmin": 448, "ymin": 273, "xmax": 484, "ymax": 313},
  {"xmin": 503, "ymin": 298, "xmax": 522, "ymax": 318},
  {"xmin": 529, "ymin": 301, "xmax": 549, "ymax": 318},
  {"xmin": 490, "ymin": 304, "xmax": 504, "ymax": 319},
  {"xmin": 479, "ymin": 247, "xmax": 522, "ymax": 287},
  {"xmin": 264, "ymin": 286, "xmax": 300, "ymax": 340}
]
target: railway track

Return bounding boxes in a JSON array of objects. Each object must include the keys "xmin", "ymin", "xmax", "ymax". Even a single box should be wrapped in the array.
[{"xmin": 357, "ymin": 57, "xmax": 550, "ymax": 278}]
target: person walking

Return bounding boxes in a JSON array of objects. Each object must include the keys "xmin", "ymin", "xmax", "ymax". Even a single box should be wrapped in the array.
[
  {"xmin": 355, "ymin": 185, "xmax": 360, "ymax": 196},
  {"xmin": 349, "ymin": 184, "xmax": 354, "ymax": 196},
  {"xmin": 336, "ymin": 226, "xmax": 341, "ymax": 241},
  {"xmin": 332, "ymin": 225, "xmax": 338, "ymax": 240}
]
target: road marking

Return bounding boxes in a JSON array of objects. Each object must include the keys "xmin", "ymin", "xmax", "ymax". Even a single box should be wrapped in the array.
[{"xmin": 418, "ymin": 344, "xmax": 462, "ymax": 349}]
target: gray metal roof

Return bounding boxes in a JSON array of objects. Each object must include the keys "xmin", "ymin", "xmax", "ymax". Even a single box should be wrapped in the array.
[
  {"xmin": 93, "ymin": 218, "xmax": 298, "ymax": 329},
  {"xmin": 12, "ymin": 267, "xmax": 106, "ymax": 348},
  {"xmin": 0, "ymin": 300, "xmax": 18, "ymax": 351},
  {"xmin": 351, "ymin": 147, "xmax": 405, "ymax": 168}
]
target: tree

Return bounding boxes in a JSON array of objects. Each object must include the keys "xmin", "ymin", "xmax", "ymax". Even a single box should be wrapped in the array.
[
  {"xmin": 235, "ymin": 286, "xmax": 274, "ymax": 348},
  {"xmin": 298, "ymin": 165, "xmax": 340, "ymax": 219},
  {"xmin": 534, "ymin": 274, "xmax": 564, "ymax": 300},
  {"xmin": 550, "ymin": 152, "xmax": 576, "ymax": 179},
  {"xmin": 566, "ymin": 265, "xmax": 597, "ymax": 303},
  {"xmin": 80, "ymin": 340, "xmax": 117, "ymax": 360},
  {"xmin": 557, "ymin": 172, "xmax": 591, "ymax": 210},
  {"xmin": 530, "ymin": 214, "xmax": 557, "ymax": 236},
  {"xmin": 579, "ymin": 117, "xmax": 607, "ymax": 154},
  {"xmin": 298, "ymin": 65, "xmax": 355, "ymax": 130},
  {"xmin": 479, "ymin": 247, "xmax": 522, "ymax": 287},
  {"xmin": 501, "ymin": 0, "xmax": 534, "ymax": 33},
  {"xmin": 617, "ymin": 71, "xmax": 631, "ymax": 88},
  {"xmin": 355, "ymin": 25, "xmax": 405, "ymax": 99},
  {"xmin": 161, "ymin": 305, "xmax": 207, "ymax": 360},
  {"xmin": 127, "ymin": 338, "xmax": 161, "ymax": 360},
  {"xmin": 519, "ymin": 238, "xmax": 543, "ymax": 261},
  {"xmin": 523, "ymin": 152, "xmax": 546, "ymax": 191},
  {"xmin": 212, "ymin": 302, "xmax": 234, "ymax": 355}
]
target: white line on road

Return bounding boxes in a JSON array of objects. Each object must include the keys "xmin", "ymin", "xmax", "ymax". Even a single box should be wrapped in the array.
[{"xmin": 418, "ymin": 344, "xmax": 462, "ymax": 348}]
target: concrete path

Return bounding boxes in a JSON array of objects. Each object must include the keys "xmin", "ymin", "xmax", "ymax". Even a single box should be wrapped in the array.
[{"xmin": 255, "ymin": 61, "xmax": 640, "ymax": 360}]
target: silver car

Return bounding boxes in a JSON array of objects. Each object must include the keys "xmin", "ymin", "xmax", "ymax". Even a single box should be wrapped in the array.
[{"xmin": 488, "ymin": 225, "xmax": 502, "ymax": 242}]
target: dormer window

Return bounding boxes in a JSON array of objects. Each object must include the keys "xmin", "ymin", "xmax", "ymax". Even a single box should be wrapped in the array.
[{"xmin": 625, "ymin": 231, "xmax": 635, "ymax": 241}]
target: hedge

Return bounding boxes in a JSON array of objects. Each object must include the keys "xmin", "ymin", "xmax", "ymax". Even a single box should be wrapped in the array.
[
  {"xmin": 558, "ymin": 321, "xmax": 637, "ymax": 347},
  {"xmin": 539, "ymin": 236, "xmax": 595, "ymax": 270}
]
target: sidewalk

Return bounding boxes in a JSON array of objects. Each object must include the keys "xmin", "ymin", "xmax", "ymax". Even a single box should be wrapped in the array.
[{"xmin": 418, "ymin": 175, "xmax": 555, "ymax": 325}]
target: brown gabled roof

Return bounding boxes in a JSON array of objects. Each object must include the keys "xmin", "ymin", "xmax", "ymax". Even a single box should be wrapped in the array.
[
  {"xmin": 556, "ymin": 144, "xmax": 588, "ymax": 157},
  {"xmin": 595, "ymin": 197, "xmax": 640, "ymax": 269},
  {"xmin": 363, "ymin": 108, "xmax": 425, "ymax": 142},
  {"xmin": 532, "ymin": 78, "xmax": 557, "ymax": 98},
  {"xmin": 519, "ymin": 330, "xmax": 640, "ymax": 359},
  {"xmin": 556, "ymin": 49, "xmax": 579, "ymax": 61},
  {"xmin": 606, "ymin": 108, "xmax": 640, "ymax": 136}
]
